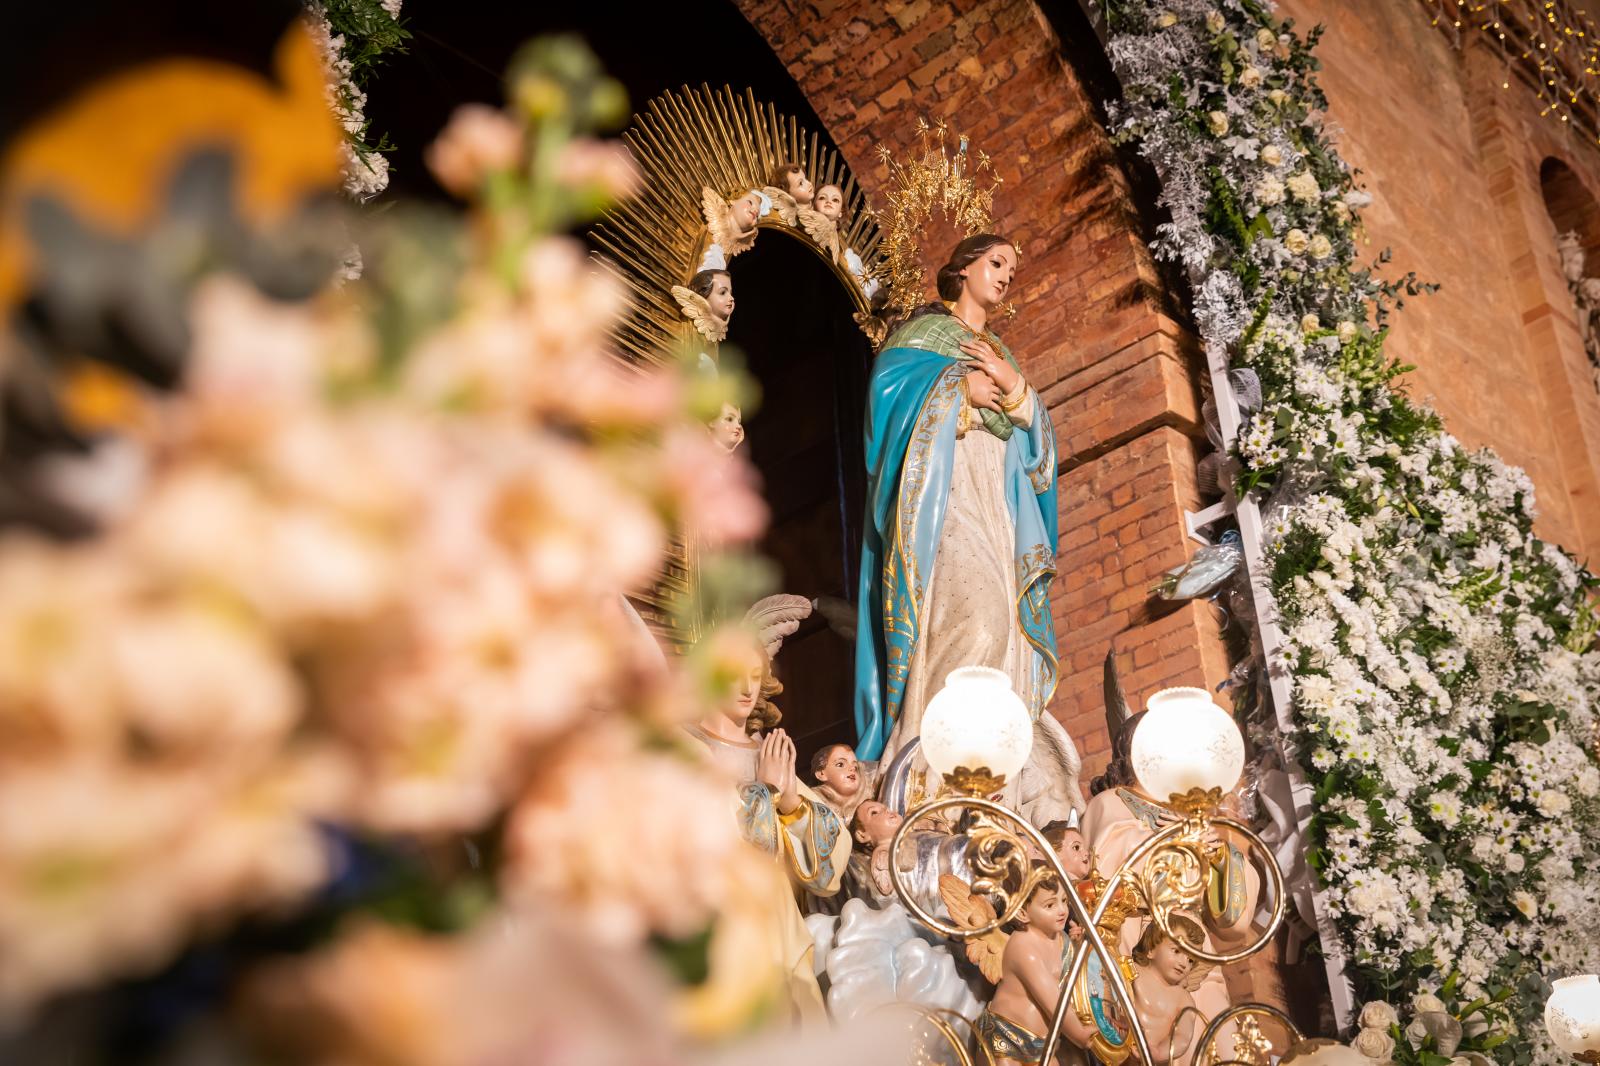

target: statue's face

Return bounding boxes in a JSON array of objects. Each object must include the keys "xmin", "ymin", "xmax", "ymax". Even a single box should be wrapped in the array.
[
  {"xmin": 814, "ymin": 184, "xmax": 844, "ymax": 222},
  {"xmin": 1150, "ymin": 935, "xmax": 1196, "ymax": 986},
  {"xmin": 708, "ymin": 402, "xmax": 744, "ymax": 453},
  {"xmin": 786, "ymin": 170, "xmax": 814, "ymax": 204},
  {"xmin": 814, "ymin": 744, "xmax": 860, "ymax": 797},
  {"xmin": 1054, "ymin": 829, "xmax": 1093, "ymax": 880},
  {"xmin": 725, "ymin": 657, "xmax": 763, "ymax": 725},
  {"xmin": 730, "ymin": 192, "xmax": 762, "ymax": 235},
  {"xmin": 854, "ymin": 800, "xmax": 902, "ymax": 845},
  {"xmin": 1021, "ymin": 886, "xmax": 1068, "ymax": 934},
  {"xmin": 960, "ymin": 242, "xmax": 1017, "ymax": 309},
  {"xmin": 706, "ymin": 272, "xmax": 734, "ymax": 321}
]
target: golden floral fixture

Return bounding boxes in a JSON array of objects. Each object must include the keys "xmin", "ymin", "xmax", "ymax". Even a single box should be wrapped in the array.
[{"xmin": 875, "ymin": 118, "xmax": 1006, "ymax": 318}]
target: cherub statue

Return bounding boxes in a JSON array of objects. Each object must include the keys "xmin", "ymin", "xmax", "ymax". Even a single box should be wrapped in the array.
[
  {"xmin": 671, "ymin": 267, "xmax": 733, "ymax": 343},
  {"xmin": 798, "ymin": 182, "xmax": 845, "ymax": 265},
  {"xmin": 1129, "ymin": 912, "xmax": 1209, "ymax": 1066},
  {"xmin": 684, "ymin": 601, "xmax": 848, "ymax": 1021},
  {"xmin": 707, "ymin": 401, "xmax": 744, "ymax": 454},
  {"xmin": 700, "ymin": 186, "xmax": 766, "ymax": 260},
  {"xmin": 770, "ymin": 161, "xmax": 815, "ymax": 206},
  {"xmin": 960, "ymin": 864, "xmax": 1072, "ymax": 1066},
  {"xmin": 848, "ymin": 799, "xmax": 904, "ymax": 902},
  {"xmin": 811, "ymin": 741, "xmax": 869, "ymax": 823}
]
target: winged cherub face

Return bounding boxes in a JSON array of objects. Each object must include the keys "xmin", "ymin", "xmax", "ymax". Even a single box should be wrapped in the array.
[
  {"xmin": 705, "ymin": 272, "xmax": 734, "ymax": 321},
  {"xmin": 708, "ymin": 402, "xmax": 744, "ymax": 453},
  {"xmin": 1150, "ymin": 932, "xmax": 1197, "ymax": 986},
  {"xmin": 960, "ymin": 242, "xmax": 1017, "ymax": 309},
  {"xmin": 730, "ymin": 192, "xmax": 763, "ymax": 236},
  {"xmin": 852, "ymin": 800, "xmax": 902, "ymax": 846},
  {"xmin": 814, "ymin": 184, "xmax": 844, "ymax": 222},
  {"xmin": 1021, "ymin": 884, "xmax": 1068, "ymax": 934},
  {"xmin": 785, "ymin": 169, "xmax": 814, "ymax": 205}
]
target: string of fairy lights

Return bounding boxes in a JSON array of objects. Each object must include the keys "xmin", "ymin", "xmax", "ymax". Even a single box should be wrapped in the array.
[{"xmin": 1421, "ymin": 0, "xmax": 1600, "ymax": 145}]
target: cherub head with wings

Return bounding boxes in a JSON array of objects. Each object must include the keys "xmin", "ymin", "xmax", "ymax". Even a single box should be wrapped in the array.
[
  {"xmin": 701, "ymin": 186, "xmax": 767, "ymax": 259},
  {"xmin": 938, "ymin": 861, "xmax": 1067, "ymax": 984},
  {"xmin": 671, "ymin": 267, "xmax": 733, "ymax": 342}
]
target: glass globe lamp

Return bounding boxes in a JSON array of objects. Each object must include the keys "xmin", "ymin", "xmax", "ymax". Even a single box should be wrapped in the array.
[
  {"xmin": 1547, "ymin": 975, "xmax": 1600, "ymax": 1063},
  {"xmin": 920, "ymin": 666, "xmax": 1033, "ymax": 795},
  {"xmin": 1129, "ymin": 686, "xmax": 1245, "ymax": 816}
]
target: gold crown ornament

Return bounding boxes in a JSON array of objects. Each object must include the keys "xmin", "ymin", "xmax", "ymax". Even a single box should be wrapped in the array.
[{"xmin": 875, "ymin": 118, "xmax": 1014, "ymax": 320}]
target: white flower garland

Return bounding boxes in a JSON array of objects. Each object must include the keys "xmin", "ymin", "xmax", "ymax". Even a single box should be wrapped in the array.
[
  {"xmin": 1102, "ymin": 3, "xmax": 1600, "ymax": 1061},
  {"xmin": 304, "ymin": 0, "xmax": 405, "ymax": 201}
]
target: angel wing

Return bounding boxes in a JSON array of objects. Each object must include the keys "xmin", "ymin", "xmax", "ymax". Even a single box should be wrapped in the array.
[
  {"xmin": 938, "ymin": 874, "xmax": 1008, "ymax": 984},
  {"xmin": 1103, "ymin": 648, "xmax": 1132, "ymax": 752},
  {"xmin": 699, "ymin": 185, "xmax": 730, "ymax": 248},
  {"xmin": 1182, "ymin": 957, "xmax": 1215, "ymax": 993},
  {"xmin": 761, "ymin": 186, "xmax": 799, "ymax": 225},
  {"xmin": 796, "ymin": 206, "xmax": 843, "ymax": 263},
  {"xmin": 670, "ymin": 285, "xmax": 727, "ymax": 342},
  {"xmin": 744, "ymin": 594, "xmax": 813, "ymax": 659}
]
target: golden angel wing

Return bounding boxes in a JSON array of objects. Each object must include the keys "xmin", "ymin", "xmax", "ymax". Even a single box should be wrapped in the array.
[
  {"xmin": 761, "ymin": 186, "xmax": 799, "ymax": 225},
  {"xmin": 797, "ymin": 206, "xmax": 843, "ymax": 264},
  {"xmin": 939, "ymin": 874, "xmax": 1008, "ymax": 984},
  {"xmin": 699, "ymin": 185, "xmax": 729, "ymax": 249},
  {"xmin": 670, "ymin": 285, "xmax": 726, "ymax": 342}
]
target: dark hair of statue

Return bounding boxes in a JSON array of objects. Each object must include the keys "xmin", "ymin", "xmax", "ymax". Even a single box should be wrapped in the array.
[
  {"xmin": 1088, "ymin": 709, "xmax": 1145, "ymax": 796},
  {"xmin": 810, "ymin": 742, "xmax": 850, "ymax": 777},
  {"xmin": 1040, "ymin": 820, "xmax": 1078, "ymax": 851},
  {"xmin": 688, "ymin": 268, "xmax": 731, "ymax": 300},
  {"xmin": 770, "ymin": 161, "xmax": 804, "ymax": 189},
  {"xmin": 1131, "ymin": 910, "xmax": 1203, "ymax": 966},
  {"xmin": 1001, "ymin": 860, "xmax": 1063, "ymax": 933},
  {"xmin": 893, "ymin": 233, "xmax": 1015, "ymax": 335}
]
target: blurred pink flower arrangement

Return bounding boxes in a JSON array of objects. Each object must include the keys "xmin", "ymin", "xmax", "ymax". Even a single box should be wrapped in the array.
[{"xmin": 0, "ymin": 33, "xmax": 826, "ymax": 1064}]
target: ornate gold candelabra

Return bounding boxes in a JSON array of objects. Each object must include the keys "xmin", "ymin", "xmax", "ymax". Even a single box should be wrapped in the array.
[{"xmin": 888, "ymin": 682, "xmax": 1298, "ymax": 1066}]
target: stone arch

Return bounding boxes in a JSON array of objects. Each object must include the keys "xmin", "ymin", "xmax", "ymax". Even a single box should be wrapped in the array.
[{"xmin": 1541, "ymin": 156, "xmax": 1600, "ymax": 283}]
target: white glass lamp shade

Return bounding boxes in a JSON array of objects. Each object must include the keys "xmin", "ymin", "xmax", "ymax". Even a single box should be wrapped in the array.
[
  {"xmin": 1547, "ymin": 975, "xmax": 1600, "ymax": 1056},
  {"xmin": 920, "ymin": 666, "xmax": 1033, "ymax": 782},
  {"xmin": 1130, "ymin": 686, "xmax": 1245, "ymax": 800}
]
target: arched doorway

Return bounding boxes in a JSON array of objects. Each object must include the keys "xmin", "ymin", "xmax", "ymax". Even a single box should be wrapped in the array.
[
  {"xmin": 728, "ymin": 229, "xmax": 871, "ymax": 761},
  {"xmin": 1540, "ymin": 156, "xmax": 1600, "ymax": 396}
]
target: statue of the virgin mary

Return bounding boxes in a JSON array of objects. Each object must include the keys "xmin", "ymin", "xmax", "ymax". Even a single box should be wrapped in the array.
[{"xmin": 854, "ymin": 233, "xmax": 1083, "ymax": 826}]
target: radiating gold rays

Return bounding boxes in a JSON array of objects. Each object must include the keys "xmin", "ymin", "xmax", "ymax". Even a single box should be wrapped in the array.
[{"xmin": 592, "ymin": 84, "xmax": 885, "ymax": 366}]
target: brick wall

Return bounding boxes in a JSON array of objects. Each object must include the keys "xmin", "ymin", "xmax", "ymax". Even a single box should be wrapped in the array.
[
  {"xmin": 733, "ymin": 0, "xmax": 1230, "ymax": 785},
  {"xmin": 1277, "ymin": 0, "xmax": 1600, "ymax": 559}
]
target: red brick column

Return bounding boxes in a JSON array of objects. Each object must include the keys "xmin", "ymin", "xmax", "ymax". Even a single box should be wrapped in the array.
[{"xmin": 733, "ymin": 0, "xmax": 1232, "ymax": 782}]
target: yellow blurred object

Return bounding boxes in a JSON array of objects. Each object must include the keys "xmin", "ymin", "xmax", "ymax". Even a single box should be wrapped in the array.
[
  {"xmin": 60, "ymin": 362, "xmax": 145, "ymax": 433},
  {"xmin": 0, "ymin": 18, "xmax": 343, "ymax": 309}
]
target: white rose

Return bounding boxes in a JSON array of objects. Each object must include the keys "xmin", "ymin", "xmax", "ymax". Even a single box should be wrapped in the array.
[
  {"xmin": 1537, "ymin": 789, "xmax": 1572, "ymax": 816},
  {"xmin": 1261, "ymin": 144, "xmax": 1284, "ymax": 166},
  {"xmin": 1257, "ymin": 27, "xmax": 1278, "ymax": 50},
  {"xmin": 1208, "ymin": 110, "xmax": 1230, "ymax": 136},
  {"xmin": 1505, "ymin": 852, "xmax": 1525, "ymax": 873},
  {"xmin": 1513, "ymin": 890, "xmax": 1537, "ymax": 918},
  {"xmin": 1157, "ymin": 11, "xmax": 1180, "ymax": 28},
  {"xmin": 1577, "ymin": 766, "xmax": 1600, "ymax": 796},
  {"xmin": 1240, "ymin": 65, "xmax": 1264, "ymax": 89},
  {"xmin": 1309, "ymin": 234, "xmax": 1334, "ymax": 260},
  {"xmin": 1413, "ymin": 992, "xmax": 1447, "ymax": 1015},
  {"xmin": 1254, "ymin": 176, "xmax": 1285, "ymax": 205},
  {"xmin": 1301, "ymin": 314, "xmax": 1321, "ymax": 333},
  {"xmin": 1359, "ymin": 1001, "xmax": 1400, "ymax": 1030},
  {"xmin": 1287, "ymin": 169, "xmax": 1321, "ymax": 203},
  {"xmin": 1206, "ymin": 10, "xmax": 1226, "ymax": 33},
  {"xmin": 1331, "ymin": 200, "xmax": 1352, "ymax": 224},
  {"xmin": 1354, "ymin": 1027, "xmax": 1397, "ymax": 1062},
  {"xmin": 1268, "ymin": 89, "xmax": 1289, "ymax": 107},
  {"xmin": 1285, "ymin": 228, "xmax": 1310, "ymax": 254},
  {"xmin": 1338, "ymin": 321, "xmax": 1358, "ymax": 344}
]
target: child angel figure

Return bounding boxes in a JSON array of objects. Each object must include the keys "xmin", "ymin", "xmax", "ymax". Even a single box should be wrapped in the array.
[
  {"xmin": 977, "ymin": 865, "xmax": 1071, "ymax": 1066},
  {"xmin": 1129, "ymin": 911, "xmax": 1208, "ymax": 1066}
]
